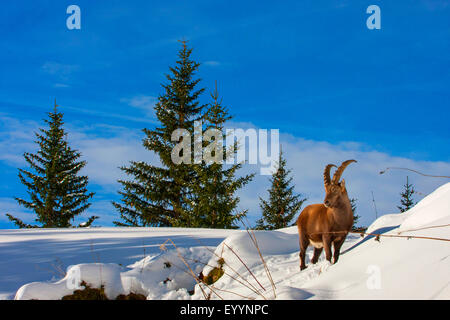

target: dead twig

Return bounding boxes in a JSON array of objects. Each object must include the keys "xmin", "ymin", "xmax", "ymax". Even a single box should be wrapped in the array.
[
  {"xmin": 397, "ymin": 223, "xmax": 450, "ymax": 235},
  {"xmin": 379, "ymin": 167, "xmax": 450, "ymax": 179},
  {"xmin": 241, "ymin": 217, "xmax": 277, "ymax": 298}
]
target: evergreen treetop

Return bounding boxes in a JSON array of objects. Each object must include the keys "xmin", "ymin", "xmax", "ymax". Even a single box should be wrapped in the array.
[
  {"xmin": 256, "ymin": 149, "xmax": 306, "ymax": 230},
  {"xmin": 397, "ymin": 176, "xmax": 416, "ymax": 213}
]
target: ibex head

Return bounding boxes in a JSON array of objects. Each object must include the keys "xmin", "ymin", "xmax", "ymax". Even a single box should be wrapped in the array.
[{"xmin": 323, "ymin": 160, "xmax": 357, "ymax": 208}]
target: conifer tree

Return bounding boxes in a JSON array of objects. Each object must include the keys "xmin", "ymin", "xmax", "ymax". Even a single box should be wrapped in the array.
[
  {"xmin": 113, "ymin": 41, "xmax": 204, "ymax": 227},
  {"xmin": 397, "ymin": 176, "xmax": 416, "ymax": 213},
  {"xmin": 6, "ymin": 102, "xmax": 96, "ymax": 228},
  {"xmin": 256, "ymin": 150, "xmax": 306, "ymax": 230}
]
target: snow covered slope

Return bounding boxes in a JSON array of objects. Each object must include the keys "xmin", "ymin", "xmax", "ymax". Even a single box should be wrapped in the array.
[
  {"xmin": 367, "ymin": 182, "xmax": 450, "ymax": 234},
  {"xmin": 5, "ymin": 183, "xmax": 450, "ymax": 300},
  {"xmin": 0, "ymin": 227, "xmax": 239, "ymax": 299}
]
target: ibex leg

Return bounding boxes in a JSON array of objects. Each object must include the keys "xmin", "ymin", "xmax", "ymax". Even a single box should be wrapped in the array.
[
  {"xmin": 299, "ymin": 234, "xmax": 309, "ymax": 270},
  {"xmin": 323, "ymin": 237, "xmax": 332, "ymax": 263},
  {"xmin": 311, "ymin": 247, "xmax": 323, "ymax": 264},
  {"xmin": 333, "ymin": 236, "xmax": 346, "ymax": 264}
]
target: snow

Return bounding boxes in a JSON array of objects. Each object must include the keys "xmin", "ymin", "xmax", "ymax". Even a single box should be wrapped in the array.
[
  {"xmin": 0, "ymin": 227, "xmax": 236, "ymax": 300},
  {"xmin": 399, "ymin": 183, "xmax": 450, "ymax": 231},
  {"xmin": 3, "ymin": 183, "xmax": 450, "ymax": 300},
  {"xmin": 367, "ymin": 182, "xmax": 450, "ymax": 234},
  {"xmin": 15, "ymin": 248, "xmax": 215, "ymax": 300},
  {"xmin": 16, "ymin": 263, "xmax": 124, "ymax": 300}
]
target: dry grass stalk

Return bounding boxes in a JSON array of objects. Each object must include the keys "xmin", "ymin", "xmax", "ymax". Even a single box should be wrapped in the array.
[
  {"xmin": 397, "ymin": 223, "xmax": 450, "ymax": 235},
  {"xmin": 223, "ymin": 242, "xmax": 266, "ymax": 292},
  {"xmin": 310, "ymin": 229, "xmax": 450, "ymax": 242},
  {"xmin": 160, "ymin": 238, "xmax": 224, "ymax": 300},
  {"xmin": 241, "ymin": 217, "xmax": 277, "ymax": 298},
  {"xmin": 193, "ymin": 239, "xmax": 268, "ymax": 299}
]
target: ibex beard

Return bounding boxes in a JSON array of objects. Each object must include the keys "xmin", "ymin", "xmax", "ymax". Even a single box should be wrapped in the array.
[{"xmin": 296, "ymin": 160, "xmax": 356, "ymax": 271}]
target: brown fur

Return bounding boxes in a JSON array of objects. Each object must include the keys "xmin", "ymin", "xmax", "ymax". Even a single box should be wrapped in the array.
[{"xmin": 296, "ymin": 160, "xmax": 356, "ymax": 270}]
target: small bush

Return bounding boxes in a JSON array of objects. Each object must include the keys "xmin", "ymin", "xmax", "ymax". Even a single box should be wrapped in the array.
[
  {"xmin": 202, "ymin": 258, "xmax": 225, "ymax": 285},
  {"xmin": 62, "ymin": 281, "xmax": 108, "ymax": 300},
  {"xmin": 61, "ymin": 281, "xmax": 147, "ymax": 300}
]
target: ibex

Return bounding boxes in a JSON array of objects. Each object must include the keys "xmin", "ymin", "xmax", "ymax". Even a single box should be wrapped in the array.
[{"xmin": 296, "ymin": 160, "xmax": 356, "ymax": 270}]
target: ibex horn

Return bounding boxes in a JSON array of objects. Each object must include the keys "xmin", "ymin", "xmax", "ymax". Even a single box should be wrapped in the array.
[
  {"xmin": 332, "ymin": 160, "xmax": 357, "ymax": 184},
  {"xmin": 324, "ymin": 164, "xmax": 337, "ymax": 187}
]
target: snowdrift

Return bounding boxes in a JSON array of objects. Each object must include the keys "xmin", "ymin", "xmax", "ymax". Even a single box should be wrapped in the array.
[
  {"xmin": 9, "ymin": 183, "xmax": 450, "ymax": 300},
  {"xmin": 367, "ymin": 182, "xmax": 450, "ymax": 233},
  {"xmin": 15, "ymin": 247, "xmax": 213, "ymax": 300}
]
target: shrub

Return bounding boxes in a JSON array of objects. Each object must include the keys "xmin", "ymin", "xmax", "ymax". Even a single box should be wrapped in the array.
[
  {"xmin": 61, "ymin": 281, "xmax": 147, "ymax": 300},
  {"xmin": 202, "ymin": 257, "xmax": 225, "ymax": 285}
]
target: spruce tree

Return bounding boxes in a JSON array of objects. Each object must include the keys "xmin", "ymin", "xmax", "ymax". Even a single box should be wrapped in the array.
[
  {"xmin": 6, "ymin": 102, "xmax": 96, "ymax": 228},
  {"xmin": 397, "ymin": 176, "xmax": 416, "ymax": 213},
  {"xmin": 114, "ymin": 43, "xmax": 253, "ymax": 228},
  {"xmin": 113, "ymin": 41, "xmax": 206, "ymax": 227},
  {"xmin": 256, "ymin": 150, "xmax": 306, "ymax": 230}
]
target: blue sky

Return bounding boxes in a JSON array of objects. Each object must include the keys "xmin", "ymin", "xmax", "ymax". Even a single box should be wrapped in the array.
[{"xmin": 0, "ymin": 0, "xmax": 449, "ymax": 228}]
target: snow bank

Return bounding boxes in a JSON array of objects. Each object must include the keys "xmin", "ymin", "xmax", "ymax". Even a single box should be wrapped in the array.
[
  {"xmin": 15, "ymin": 247, "xmax": 215, "ymax": 300},
  {"xmin": 203, "ymin": 230, "xmax": 300, "ymax": 273},
  {"xmin": 399, "ymin": 182, "xmax": 450, "ymax": 231},
  {"xmin": 367, "ymin": 182, "xmax": 450, "ymax": 233}
]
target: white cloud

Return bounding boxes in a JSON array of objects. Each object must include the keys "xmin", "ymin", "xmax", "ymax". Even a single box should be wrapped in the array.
[
  {"xmin": 204, "ymin": 61, "xmax": 221, "ymax": 67},
  {"xmin": 41, "ymin": 61, "xmax": 79, "ymax": 89},
  {"xmin": 41, "ymin": 62, "xmax": 79, "ymax": 80},
  {"xmin": 0, "ymin": 116, "xmax": 39, "ymax": 166},
  {"xmin": 63, "ymin": 104, "xmax": 158, "ymax": 125},
  {"xmin": 120, "ymin": 95, "xmax": 158, "ymax": 120},
  {"xmin": 41, "ymin": 62, "xmax": 79, "ymax": 74},
  {"xmin": 54, "ymin": 83, "xmax": 70, "ymax": 88},
  {"xmin": 68, "ymin": 128, "xmax": 160, "ymax": 190}
]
